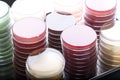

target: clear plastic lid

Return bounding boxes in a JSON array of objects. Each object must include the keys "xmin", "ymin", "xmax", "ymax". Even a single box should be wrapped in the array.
[
  {"xmin": 100, "ymin": 21, "xmax": 120, "ymax": 46},
  {"xmin": 12, "ymin": 17, "xmax": 46, "ymax": 43},
  {"xmin": 61, "ymin": 24, "xmax": 97, "ymax": 50},
  {"xmin": 0, "ymin": 1, "xmax": 9, "ymax": 18},
  {"xmin": 26, "ymin": 48, "xmax": 65, "ymax": 78},
  {"xmin": 46, "ymin": 12, "xmax": 76, "ymax": 33},
  {"xmin": 54, "ymin": 0, "xmax": 83, "ymax": 14},
  {"xmin": 11, "ymin": 0, "xmax": 46, "ymax": 21},
  {"xmin": 0, "ymin": 1, "xmax": 10, "ymax": 27},
  {"xmin": 85, "ymin": 0, "xmax": 116, "ymax": 16}
]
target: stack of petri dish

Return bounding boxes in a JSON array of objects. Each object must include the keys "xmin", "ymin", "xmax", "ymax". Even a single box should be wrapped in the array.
[
  {"xmin": 61, "ymin": 24, "xmax": 97, "ymax": 80},
  {"xmin": 12, "ymin": 17, "xmax": 46, "ymax": 80},
  {"xmin": 98, "ymin": 21, "xmax": 120, "ymax": 74},
  {"xmin": 54, "ymin": 0, "xmax": 83, "ymax": 23},
  {"xmin": 26, "ymin": 48, "xmax": 65, "ymax": 80},
  {"xmin": 46, "ymin": 12, "xmax": 75, "ymax": 53},
  {"xmin": 84, "ymin": 0, "xmax": 116, "ymax": 40},
  {"xmin": 0, "ymin": 1, "xmax": 14, "ymax": 79}
]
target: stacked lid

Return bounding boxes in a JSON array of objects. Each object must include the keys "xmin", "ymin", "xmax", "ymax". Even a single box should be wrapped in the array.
[
  {"xmin": 61, "ymin": 24, "xmax": 97, "ymax": 80},
  {"xmin": 98, "ymin": 21, "xmax": 120, "ymax": 73},
  {"xmin": 26, "ymin": 48, "xmax": 65, "ymax": 80},
  {"xmin": 84, "ymin": 0, "xmax": 116, "ymax": 40},
  {"xmin": 0, "ymin": 1, "xmax": 14, "ymax": 79},
  {"xmin": 11, "ymin": 0, "xmax": 46, "ymax": 22},
  {"xmin": 46, "ymin": 12, "xmax": 75, "ymax": 53},
  {"xmin": 54, "ymin": 0, "xmax": 83, "ymax": 23},
  {"xmin": 12, "ymin": 17, "xmax": 46, "ymax": 80}
]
